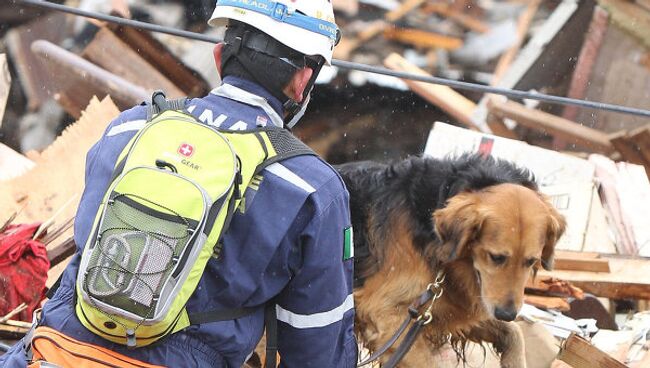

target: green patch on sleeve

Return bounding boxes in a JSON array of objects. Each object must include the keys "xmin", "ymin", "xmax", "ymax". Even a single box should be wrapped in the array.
[{"xmin": 343, "ymin": 226, "xmax": 354, "ymax": 261}]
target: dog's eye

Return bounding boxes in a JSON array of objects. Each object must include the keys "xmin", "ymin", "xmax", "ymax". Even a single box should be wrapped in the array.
[
  {"xmin": 525, "ymin": 258, "xmax": 538, "ymax": 268},
  {"xmin": 489, "ymin": 253, "xmax": 508, "ymax": 265}
]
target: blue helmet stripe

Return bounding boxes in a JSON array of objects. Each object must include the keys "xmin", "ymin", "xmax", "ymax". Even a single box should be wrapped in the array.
[{"xmin": 217, "ymin": 0, "xmax": 339, "ymax": 43}]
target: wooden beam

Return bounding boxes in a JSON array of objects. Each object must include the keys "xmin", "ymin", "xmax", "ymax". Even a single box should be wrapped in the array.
[
  {"xmin": 609, "ymin": 130, "xmax": 649, "ymax": 166},
  {"xmin": 554, "ymin": 256, "xmax": 611, "ymax": 273},
  {"xmin": 561, "ymin": 7, "xmax": 609, "ymax": 123},
  {"xmin": 487, "ymin": 99, "xmax": 615, "ymax": 154},
  {"xmin": 384, "ymin": 53, "xmax": 478, "ymax": 129},
  {"xmin": 31, "ymin": 40, "xmax": 148, "ymax": 116},
  {"xmin": 4, "ymin": 13, "xmax": 67, "ymax": 110},
  {"xmin": 106, "ymin": 24, "xmax": 209, "ymax": 97},
  {"xmin": 491, "ymin": 0, "xmax": 542, "ymax": 86},
  {"xmin": 628, "ymin": 126, "xmax": 650, "ymax": 165},
  {"xmin": 383, "ymin": 28, "xmax": 463, "ymax": 50},
  {"xmin": 539, "ymin": 256, "xmax": 650, "ymax": 300},
  {"xmin": 422, "ymin": 3, "xmax": 489, "ymax": 33},
  {"xmin": 598, "ymin": 0, "xmax": 650, "ymax": 49},
  {"xmin": 83, "ymin": 28, "xmax": 184, "ymax": 98},
  {"xmin": 558, "ymin": 333, "xmax": 628, "ymax": 368}
]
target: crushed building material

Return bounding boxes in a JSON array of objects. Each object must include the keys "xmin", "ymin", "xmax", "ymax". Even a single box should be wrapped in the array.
[
  {"xmin": 4, "ymin": 12, "xmax": 68, "ymax": 111},
  {"xmin": 559, "ymin": 333, "xmax": 628, "ymax": 368},
  {"xmin": 32, "ymin": 40, "xmax": 148, "ymax": 117}
]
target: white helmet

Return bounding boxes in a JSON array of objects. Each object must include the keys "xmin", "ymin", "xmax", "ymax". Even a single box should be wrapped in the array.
[{"xmin": 209, "ymin": 0, "xmax": 339, "ymax": 65}]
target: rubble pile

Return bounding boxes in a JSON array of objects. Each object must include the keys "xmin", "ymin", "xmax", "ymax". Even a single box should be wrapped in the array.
[{"xmin": 1, "ymin": 0, "xmax": 650, "ymax": 367}]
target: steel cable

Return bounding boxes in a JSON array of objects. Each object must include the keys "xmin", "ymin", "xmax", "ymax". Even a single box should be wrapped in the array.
[{"xmin": 11, "ymin": 0, "xmax": 650, "ymax": 119}]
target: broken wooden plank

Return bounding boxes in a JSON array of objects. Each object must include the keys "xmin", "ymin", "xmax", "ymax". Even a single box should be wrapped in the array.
[
  {"xmin": 83, "ymin": 28, "xmax": 184, "ymax": 98},
  {"xmin": 106, "ymin": 24, "xmax": 209, "ymax": 97},
  {"xmin": 554, "ymin": 255, "xmax": 611, "ymax": 273},
  {"xmin": 422, "ymin": 3, "xmax": 489, "ymax": 33},
  {"xmin": 628, "ymin": 126, "xmax": 650, "ymax": 165},
  {"xmin": 383, "ymin": 28, "xmax": 463, "ymax": 50},
  {"xmin": 558, "ymin": 333, "xmax": 628, "ymax": 368},
  {"xmin": 491, "ymin": 0, "xmax": 542, "ymax": 86},
  {"xmin": 384, "ymin": 53, "xmax": 478, "ymax": 129},
  {"xmin": 4, "ymin": 12, "xmax": 68, "ymax": 111},
  {"xmin": 540, "ymin": 255, "xmax": 650, "ymax": 300},
  {"xmin": 0, "ymin": 96, "xmax": 119, "ymax": 248},
  {"xmin": 609, "ymin": 130, "xmax": 649, "ymax": 166},
  {"xmin": 0, "ymin": 54, "xmax": 10, "ymax": 126},
  {"xmin": 599, "ymin": 0, "xmax": 650, "ymax": 49},
  {"xmin": 31, "ymin": 40, "xmax": 148, "ymax": 116},
  {"xmin": 487, "ymin": 99, "xmax": 615, "ymax": 154},
  {"xmin": 561, "ymin": 7, "xmax": 609, "ymax": 123}
]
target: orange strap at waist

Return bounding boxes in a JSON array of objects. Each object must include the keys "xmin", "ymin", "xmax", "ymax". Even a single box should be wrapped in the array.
[{"xmin": 30, "ymin": 327, "xmax": 164, "ymax": 368}]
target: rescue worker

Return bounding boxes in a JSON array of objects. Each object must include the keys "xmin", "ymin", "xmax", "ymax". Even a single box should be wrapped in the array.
[{"xmin": 0, "ymin": 0, "xmax": 357, "ymax": 366}]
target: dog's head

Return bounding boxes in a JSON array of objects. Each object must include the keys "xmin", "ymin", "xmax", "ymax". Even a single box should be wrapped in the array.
[{"xmin": 433, "ymin": 183, "xmax": 565, "ymax": 322}]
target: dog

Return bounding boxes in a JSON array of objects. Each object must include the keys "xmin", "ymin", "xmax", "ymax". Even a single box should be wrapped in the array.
[{"xmin": 336, "ymin": 153, "xmax": 566, "ymax": 368}]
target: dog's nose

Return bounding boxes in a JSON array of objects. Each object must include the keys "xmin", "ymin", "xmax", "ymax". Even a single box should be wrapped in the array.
[{"xmin": 494, "ymin": 306, "xmax": 518, "ymax": 322}]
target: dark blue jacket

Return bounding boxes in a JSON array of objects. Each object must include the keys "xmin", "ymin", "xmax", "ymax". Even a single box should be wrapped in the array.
[{"xmin": 1, "ymin": 77, "xmax": 357, "ymax": 367}]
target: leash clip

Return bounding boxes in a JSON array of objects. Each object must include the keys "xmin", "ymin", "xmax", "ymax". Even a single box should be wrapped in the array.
[{"xmin": 419, "ymin": 271, "xmax": 446, "ymax": 325}]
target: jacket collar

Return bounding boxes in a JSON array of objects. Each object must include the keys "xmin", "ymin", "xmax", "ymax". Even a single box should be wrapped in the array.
[{"xmin": 220, "ymin": 76, "xmax": 285, "ymax": 118}]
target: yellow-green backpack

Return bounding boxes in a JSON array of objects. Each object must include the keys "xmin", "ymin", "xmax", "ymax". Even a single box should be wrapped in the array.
[{"xmin": 75, "ymin": 92, "xmax": 313, "ymax": 347}]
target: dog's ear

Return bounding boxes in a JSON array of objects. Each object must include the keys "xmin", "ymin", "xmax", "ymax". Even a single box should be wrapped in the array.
[
  {"xmin": 433, "ymin": 192, "xmax": 485, "ymax": 263},
  {"xmin": 540, "ymin": 197, "xmax": 566, "ymax": 271}
]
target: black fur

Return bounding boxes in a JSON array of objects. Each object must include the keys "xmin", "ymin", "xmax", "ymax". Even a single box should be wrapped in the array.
[{"xmin": 335, "ymin": 153, "xmax": 536, "ymax": 287}]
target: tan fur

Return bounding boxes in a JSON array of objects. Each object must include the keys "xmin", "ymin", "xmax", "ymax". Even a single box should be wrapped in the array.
[{"xmin": 355, "ymin": 183, "xmax": 566, "ymax": 367}]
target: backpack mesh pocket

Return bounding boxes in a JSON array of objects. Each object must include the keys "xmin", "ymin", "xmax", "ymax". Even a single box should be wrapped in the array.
[{"xmin": 84, "ymin": 193, "xmax": 197, "ymax": 319}]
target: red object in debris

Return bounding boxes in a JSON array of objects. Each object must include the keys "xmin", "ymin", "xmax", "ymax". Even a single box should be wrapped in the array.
[{"xmin": 0, "ymin": 223, "xmax": 50, "ymax": 322}]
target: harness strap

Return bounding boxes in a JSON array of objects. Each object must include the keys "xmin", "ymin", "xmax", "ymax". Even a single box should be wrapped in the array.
[
  {"xmin": 357, "ymin": 315, "xmax": 411, "ymax": 367},
  {"xmin": 147, "ymin": 91, "xmax": 188, "ymax": 120},
  {"xmin": 187, "ymin": 307, "xmax": 257, "ymax": 325},
  {"xmin": 357, "ymin": 288, "xmax": 436, "ymax": 367},
  {"xmin": 382, "ymin": 319, "xmax": 427, "ymax": 368},
  {"xmin": 264, "ymin": 304, "xmax": 278, "ymax": 368}
]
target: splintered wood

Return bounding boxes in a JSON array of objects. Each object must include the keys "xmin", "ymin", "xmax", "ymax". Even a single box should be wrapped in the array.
[
  {"xmin": 487, "ymin": 99, "xmax": 615, "ymax": 154},
  {"xmin": 384, "ymin": 53, "xmax": 478, "ymax": 129},
  {"xmin": 558, "ymin": 333, "xmax": 628, "ymax": 368},
  {"xmin": 0, "ymin": 96, "xmax": 120, "ymax": 287}
]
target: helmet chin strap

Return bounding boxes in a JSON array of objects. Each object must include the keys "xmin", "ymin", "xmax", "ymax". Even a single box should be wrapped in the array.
[{"xmin": 222, "ymin": 30, "xmax": 323, "ymax": 128}]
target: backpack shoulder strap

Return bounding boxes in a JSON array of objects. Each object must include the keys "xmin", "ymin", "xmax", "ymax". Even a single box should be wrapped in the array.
[
  {"xmin": 254, "ymin": 128, "xmax": 316, "ymax": 175},
  {"xmin": 146, "ymin": 91, "xmax": 188, "ymax": 120}
]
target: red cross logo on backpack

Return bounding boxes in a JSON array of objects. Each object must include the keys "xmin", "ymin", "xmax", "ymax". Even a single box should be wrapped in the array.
[{"xmin": 178, "ymin": 143, "xmax": 195, "ymax": 158}]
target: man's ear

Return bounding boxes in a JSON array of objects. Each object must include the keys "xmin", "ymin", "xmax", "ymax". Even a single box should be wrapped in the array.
[
  {"xmin": 213, "ymin": 43, "xmax": 225, "ymax": 76},
  {"xmin": 286, "ymin": 67, "xmax": 313, "ymax": 102},
  {"xmin": 541, "ymin": 197, "xmax": 566, "ymax": 271},
  {"xmin": 433, "ymin": 192, "xmax": 485, "ymax": 263}
]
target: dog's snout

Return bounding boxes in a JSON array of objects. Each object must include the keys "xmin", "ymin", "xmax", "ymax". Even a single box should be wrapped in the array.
[
  {"xmin": 494, "ymin": 307, "xmax": 517, "ymax": 321},
  {"xmin": 494, "ymin": 300, "xmax": 518, "ymax": 322}
]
